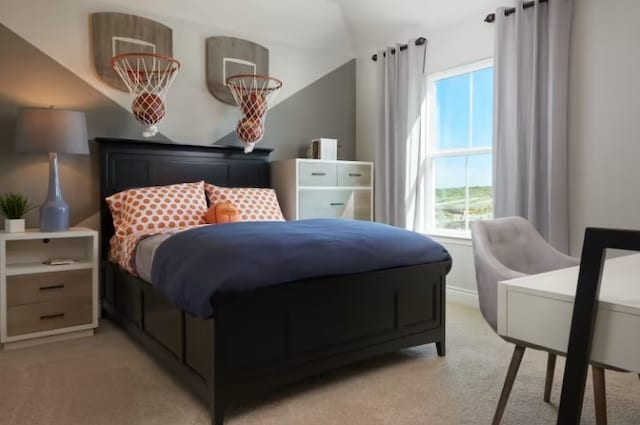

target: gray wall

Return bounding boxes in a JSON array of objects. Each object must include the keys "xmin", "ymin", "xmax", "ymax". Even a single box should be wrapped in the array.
[
  {"xmin": 0, "ymin": 23, "xmax": 356, "ymax": 229},
  {"xmin": 215, "ymin": 59, "xmax": 356, "ymax": 161},
  {"xmin": 0, "ymin": 23, "xmax": 169, "ymax": 229}
]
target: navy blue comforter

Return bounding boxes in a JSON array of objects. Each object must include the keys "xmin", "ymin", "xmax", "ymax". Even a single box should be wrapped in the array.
[{"xmin": 151, "ymin": 219, "xmax": 451, "ymax": 318}]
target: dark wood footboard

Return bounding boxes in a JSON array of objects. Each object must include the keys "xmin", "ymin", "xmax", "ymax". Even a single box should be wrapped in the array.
[{"xmin": 102, "ymin": 259, "xmax": 448, "ymax": 424}]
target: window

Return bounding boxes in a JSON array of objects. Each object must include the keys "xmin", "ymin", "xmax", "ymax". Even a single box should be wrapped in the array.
[{"xmin": 426, "ymin": 60, "xmax": 493, "ymax": 236}]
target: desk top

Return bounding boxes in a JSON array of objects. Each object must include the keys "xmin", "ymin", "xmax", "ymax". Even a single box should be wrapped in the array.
[{"xmin": 500, "ymin": 253, "xmax": 640, "ymax": 315}]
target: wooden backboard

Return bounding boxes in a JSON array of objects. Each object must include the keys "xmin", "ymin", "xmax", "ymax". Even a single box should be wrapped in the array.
[
  {"xmin": 206, "ymin": 37, "xmax": 269, "ymax": 105},
  {"xmin": 91, "ymin": 12, "xmax": 173, "ymax": 92}
]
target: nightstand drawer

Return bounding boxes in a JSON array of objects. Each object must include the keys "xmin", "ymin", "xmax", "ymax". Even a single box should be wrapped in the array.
[
  {"xmin": 298, "ymin": 162, "xmax": 337, "ymax": 186},
  {"xmin": 7, "ymin": 298, "xmax": 92, "ymax": 337},
  {"xmin": 7, "ymin": 270, "xmax": 92, "ymax": 307},
  {"xmin": 337, "ymin": 163, "xmax": 371, "ymax": 187}
]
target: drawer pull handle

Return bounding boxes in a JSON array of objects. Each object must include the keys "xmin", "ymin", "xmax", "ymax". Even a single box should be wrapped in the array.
[
  {"xmin": 39, "ymin": 284, "xmax": 65, "ymax": 291},
  {"xmin": 348, "ymin": 173, "xmax": 362, "ymax": 177},
  {"xmin": 40, "ymin": 313, "xmax": 65, "ymax": 320},
  {"xmin": 330, "ymin": 202, "xmax": 345, "ymax": 206},
  {"xmin": 311, "ymin": 172, "xmax": 327, "ymax": 176}
]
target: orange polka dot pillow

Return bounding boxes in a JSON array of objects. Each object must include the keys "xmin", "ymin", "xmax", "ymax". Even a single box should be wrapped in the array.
[
  {"xmin": 106, "ymin": 181, "xmax": 208, "ymax": 236},
  {"xmin": 204, "ymin": 183, "xmax": 285, "ymax": 222}
]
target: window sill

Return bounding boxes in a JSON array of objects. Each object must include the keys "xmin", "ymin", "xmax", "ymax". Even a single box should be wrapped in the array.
[{"xmin": 423, "ymin": 231, "xmax": 472, "ymax": 246}]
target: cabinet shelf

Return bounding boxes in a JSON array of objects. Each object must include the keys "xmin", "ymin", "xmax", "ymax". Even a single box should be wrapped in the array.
[{"xmin": 5, "ymin": 261, "xmax": 94, "ymax": 277}]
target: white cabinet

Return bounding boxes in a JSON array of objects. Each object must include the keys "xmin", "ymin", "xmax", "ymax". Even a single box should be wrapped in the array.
[
  {"xmin": 0, "ymin": 227, "xmax": 99, "ymax": 350},
  {"xmin": 271, "ymin": 159, "xmax": 374, "ymax": 221}
]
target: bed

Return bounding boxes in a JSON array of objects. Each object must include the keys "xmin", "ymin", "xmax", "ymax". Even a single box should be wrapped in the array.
[{"xmin": 97, "ymin": 138, "xmax": 452, "ymax": 425}]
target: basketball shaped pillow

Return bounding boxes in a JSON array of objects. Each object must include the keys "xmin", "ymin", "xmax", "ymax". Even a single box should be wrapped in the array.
[
  {"xmin": 205, "ymin": 201, "xmax": 240, "ymax": 224},
  {"xmin": 132, "ymin": 92, "xmax": 166, "ymax": 124}
]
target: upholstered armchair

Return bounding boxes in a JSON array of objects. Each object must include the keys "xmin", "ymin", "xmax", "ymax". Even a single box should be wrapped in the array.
[
  {"xmin": 471, "ymin": 217, "xmax": 580, "ymax": 425},
  {"xmin": 471, "ymin": 216, "xmax": 578, "ymax": 331}
]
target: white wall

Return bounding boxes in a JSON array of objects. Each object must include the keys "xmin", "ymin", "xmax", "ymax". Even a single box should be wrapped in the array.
[
  {"xmin": 356, "ymin": 16, "xmax": 495, "ymax": 297},
  {"xmin": 568, "ymin": 0, "xmax": 640, "ymax": 254},
  {"xmin": 0, "ymin": 0, "xmax": 354, "ymax": 144}
]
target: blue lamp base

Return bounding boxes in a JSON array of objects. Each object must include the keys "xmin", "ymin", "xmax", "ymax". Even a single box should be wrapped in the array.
[{"xmin": 40, "ymin": 152, "xmax": 70, "ymax": 232}]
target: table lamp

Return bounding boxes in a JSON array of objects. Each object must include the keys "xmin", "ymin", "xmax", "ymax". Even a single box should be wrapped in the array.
[{"xmin": 14, "ymin": 107, "xmax": 88, "ymax": 232}]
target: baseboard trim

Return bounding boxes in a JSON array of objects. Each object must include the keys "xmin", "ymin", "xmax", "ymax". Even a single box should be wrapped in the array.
[
  {"xmin": 2, "ymin": 329, "xmax": 94, "ymax": 350},
  {"xmin": 447, "ymin": 285, "xmax": 479, "ymax": 308}
]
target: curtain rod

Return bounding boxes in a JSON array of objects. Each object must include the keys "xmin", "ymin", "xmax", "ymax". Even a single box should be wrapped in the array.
[
  {"xmin": 371, "ymin": 37, "xmax": 426, "ymax": 62},
  {"xmin": 484, "ymin": 0, "xmax": 549, "ymax": 23}
]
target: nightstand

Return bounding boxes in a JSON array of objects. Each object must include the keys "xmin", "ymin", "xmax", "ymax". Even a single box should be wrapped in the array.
[{"xmin": 0, "ymin": 227, "xmax": 99, "ymax": 350}]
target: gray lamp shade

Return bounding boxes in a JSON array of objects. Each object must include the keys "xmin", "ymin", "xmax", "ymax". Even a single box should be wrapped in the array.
[{"xmin": 14, "ymin": 107, "xmax": 89, "ymax": 155}]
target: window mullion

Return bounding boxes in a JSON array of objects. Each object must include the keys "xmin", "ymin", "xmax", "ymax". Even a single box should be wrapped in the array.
[
  {"xmin": 465, "ymin": 155, "xmax": 470, "ymax": 232},
  {"xmin": 469, "ymin": 71, "xmax": 474, "ymax": 149},
  {"xmin": 466, "ymin": 70, "xmax": 473, "ymax": 232}
]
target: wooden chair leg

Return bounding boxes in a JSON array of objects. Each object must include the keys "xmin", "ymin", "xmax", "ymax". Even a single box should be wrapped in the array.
[
  {"xmin": 492, "ymin": 345, "xmax": 526, "ymax": 425},
  {"xmin": 544, "ymin": 353, "xmax": 557, "ymax": 403},
  {"xmin": 592, "ymin": 367, "xmax": 607, "ymax": 425}
]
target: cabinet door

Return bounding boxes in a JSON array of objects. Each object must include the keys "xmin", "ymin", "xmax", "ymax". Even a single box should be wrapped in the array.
[
  {"xmin": 299, "ymin": 189, "xmax": 372, "ymax": 221},
  {"xmin": 298, "ymin": 161, "xmax": 337, "ymax": 186}
]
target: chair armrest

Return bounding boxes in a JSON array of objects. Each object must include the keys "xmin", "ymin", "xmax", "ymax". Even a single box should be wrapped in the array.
[
  {"xmin": 485, "ymin": 256, "xmax": 527, "ymax": 283},
  {"xmin": 548, "ymin": 248, "xmax": 580, "ymax": 270}
]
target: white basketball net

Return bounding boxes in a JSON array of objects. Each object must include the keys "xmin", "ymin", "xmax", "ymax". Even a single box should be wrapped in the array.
[
  {"xmin": 227, "ymin": 74, "xmax": 282, "ymax": 153},
  {"xmin": 112, "ymin": 53, "xmax": 181, "ymax": 138}
]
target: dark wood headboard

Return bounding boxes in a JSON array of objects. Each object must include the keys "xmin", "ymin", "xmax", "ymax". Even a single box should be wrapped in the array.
[{"xmin": 96, "ymin": 138, "xmax": 272, "ymax": 260}]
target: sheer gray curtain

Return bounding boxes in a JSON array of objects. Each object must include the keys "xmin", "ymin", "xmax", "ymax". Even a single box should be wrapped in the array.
[
  {"xmin": 493, "ymin": 0, "xmax": 574, "ymax": 252},
  {"xmin": 375, "ymin": 39, "xmax": 427, "ymax": 230}
]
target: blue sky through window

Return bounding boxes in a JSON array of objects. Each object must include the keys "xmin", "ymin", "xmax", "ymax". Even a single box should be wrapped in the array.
[
  {"xmin": 472, "ymin": 67, "xmax": 493, "ymax": 148},
  {"xmin": 436, "ymin": 74, "xmax": 469, "ymax": 150}
]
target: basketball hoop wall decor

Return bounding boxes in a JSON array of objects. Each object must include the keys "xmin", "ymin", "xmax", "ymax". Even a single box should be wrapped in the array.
[
  {"xmin": 227, "ymin": 74, "xmax": 282, "ymax": 153},
  {"xmin": 112, "ymin": 52, "xmax": 180, "ymax": 137},
  {"xmin": 91, "ymin": 12, "xmax": 173, "ymax": 92}
]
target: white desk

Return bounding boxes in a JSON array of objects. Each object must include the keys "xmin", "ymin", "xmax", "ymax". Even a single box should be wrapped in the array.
[{"xmin": 498, "ymin": 253, "xmax": 640, "ymax": 373}]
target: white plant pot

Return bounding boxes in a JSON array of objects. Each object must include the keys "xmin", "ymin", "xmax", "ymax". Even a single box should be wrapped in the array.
[{"xmin": 4, "ymin": 218, "xmax": 25, "ymax": 233}]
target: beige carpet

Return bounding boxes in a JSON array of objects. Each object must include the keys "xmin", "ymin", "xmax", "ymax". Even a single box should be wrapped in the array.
[{"xmin": 2, "ymin": 303, "xmax": 639, "ymax": 425}]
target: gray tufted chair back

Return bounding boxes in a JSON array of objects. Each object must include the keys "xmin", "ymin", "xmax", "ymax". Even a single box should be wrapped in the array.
[{"xmin": 470, "ymin": 216, "xmax": 579, "ymax": 331}]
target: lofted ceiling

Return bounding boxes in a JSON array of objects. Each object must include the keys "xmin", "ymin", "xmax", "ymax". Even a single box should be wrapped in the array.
[
  {"xmin": 105, "ymin": 0, "xmax": 514, "ymax": 56},
  {"xmin": 335, "ymin": 0, "xmax": 516, "ymax": 54}
]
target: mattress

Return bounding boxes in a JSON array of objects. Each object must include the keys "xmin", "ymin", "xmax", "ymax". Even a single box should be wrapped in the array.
[{"xmin": 135, "ymin": 233, "xmax": 175, "ymax": 282}]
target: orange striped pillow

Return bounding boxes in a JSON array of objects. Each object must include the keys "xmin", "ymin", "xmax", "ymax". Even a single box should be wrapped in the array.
[
  {"xmin": 106, "ymin": 181, "xmax": 208, "ymax": 236},
  {"xmin": 204, "ymin": 183, "xmax": 285, "ymax": 222}
]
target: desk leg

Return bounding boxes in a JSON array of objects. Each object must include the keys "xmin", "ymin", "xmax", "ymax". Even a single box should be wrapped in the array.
[
  {"xmin": 592, "ymin": 367, "xmax": 607, "ymax": 425},
  {"xmin": 544, "ymin": 353, "xmax": 557, "ymax": 403},
  {"xmin": 492, "ymin": 345, "xmax": 526, "ymax": 425}
]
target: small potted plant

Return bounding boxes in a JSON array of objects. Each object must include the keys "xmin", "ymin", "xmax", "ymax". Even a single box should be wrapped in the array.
[{"xmin": 0, "ymin": 193, "xmax": 34, "ymax": 233}]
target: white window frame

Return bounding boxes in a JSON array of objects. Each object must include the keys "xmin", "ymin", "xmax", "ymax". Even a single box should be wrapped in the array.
[{"xmin": 424, "ymin": 58, "xmax": 494, "ymax": 239}]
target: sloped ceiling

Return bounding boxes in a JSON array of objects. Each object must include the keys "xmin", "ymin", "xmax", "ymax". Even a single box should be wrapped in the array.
[
  {"xmin": 101, "ymin": 0, "xmax": 514, "ymax": 56},
  {"xmin": 103, "ymin": 0, "xmax": 354, "ymax": 51},
  {"xmin": 335, "ymin": 0, "xmax": 515, "ymax": 55}
]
